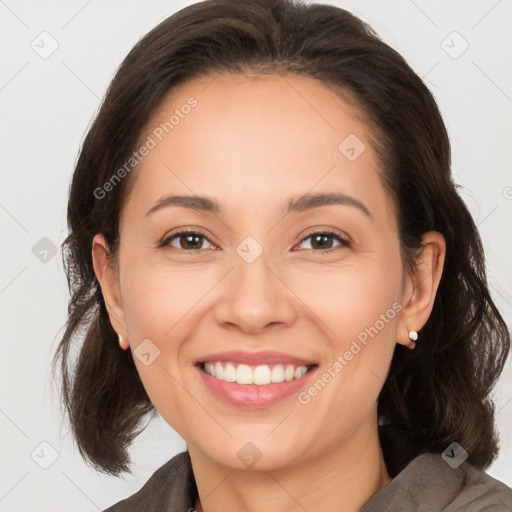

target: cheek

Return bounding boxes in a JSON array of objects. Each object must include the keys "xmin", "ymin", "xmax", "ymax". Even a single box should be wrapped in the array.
[
  {"xmin": 119, "ymin": 254, "xmax": 213, "ymax": 344},
  {"xmin": 117, "ymin": 256, "xmax": 211, "ymax": 424},
  {"xmin": 293, "ymin": 254, "xmax": 402, "ymax": 347},
  {"xmin": 294, "ymin": 252, "xmax": 402, "ymax": 407}
]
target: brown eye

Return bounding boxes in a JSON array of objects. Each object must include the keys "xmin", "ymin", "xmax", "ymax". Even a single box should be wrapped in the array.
[
  {"xmin": 296, "ymin": 230, "xmax": 351, "ymax": 252},
  {"xmin": 161, "ymin": 230, "xmax": 214, "ymax": 251}
]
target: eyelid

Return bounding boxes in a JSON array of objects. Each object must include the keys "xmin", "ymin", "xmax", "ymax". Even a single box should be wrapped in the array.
[{"xmin": 298, "ymin": 226, "xmax": 352, "ymax": 245}]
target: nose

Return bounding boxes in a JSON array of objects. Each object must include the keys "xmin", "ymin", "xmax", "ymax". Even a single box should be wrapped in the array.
[{"xmin": 212, "ymin": 247, "xmax": 297, "ymax": 335}]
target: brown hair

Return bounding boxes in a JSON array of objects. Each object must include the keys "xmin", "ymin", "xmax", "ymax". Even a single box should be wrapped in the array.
[{"xmin": 52, "ymin": 0, "xmax": 510, "ymax": 477}]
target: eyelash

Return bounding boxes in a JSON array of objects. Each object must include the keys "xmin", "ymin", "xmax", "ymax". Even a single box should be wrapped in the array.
[{"xmin": 159, "ymin": 228, "xmax": 351, "ymax": 254}]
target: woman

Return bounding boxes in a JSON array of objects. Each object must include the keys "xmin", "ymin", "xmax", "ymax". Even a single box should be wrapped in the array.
[{"xmin": 52, "ymin": 0, "xmax": 512, "ymax": 510}]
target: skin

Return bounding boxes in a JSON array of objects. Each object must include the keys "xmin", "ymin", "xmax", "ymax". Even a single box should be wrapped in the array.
[{"xmin": 92, "ymin": 72, "xmax": 445, "ymax": 512}]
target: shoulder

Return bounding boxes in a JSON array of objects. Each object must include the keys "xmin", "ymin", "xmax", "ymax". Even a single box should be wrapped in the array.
[
  {"xmin": 361, "ymin": 452, "xmax": 512, "ymax": 512},
  {"xmin": 102, "ymin": 451, "xmax": 197, "ymax": 512}
]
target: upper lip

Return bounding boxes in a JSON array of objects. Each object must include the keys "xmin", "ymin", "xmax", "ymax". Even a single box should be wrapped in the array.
[{"xmin": 195, "ymin": 350, "xmax": 317, "ymax": 367}]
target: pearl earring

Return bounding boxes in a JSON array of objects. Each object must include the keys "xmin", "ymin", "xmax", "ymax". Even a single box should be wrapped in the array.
[
  {"xmin": 118, "ymin": 333, "xmax": 128, "ymax": 350},
  {"xmin": 407, "ymin": 328, "xmax": 418, "ymax": 349}
]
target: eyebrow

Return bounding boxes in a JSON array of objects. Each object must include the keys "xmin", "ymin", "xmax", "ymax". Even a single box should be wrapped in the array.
[{"xmin": 145, "ymin": 192, "xmax": 371, "ymax": 218}]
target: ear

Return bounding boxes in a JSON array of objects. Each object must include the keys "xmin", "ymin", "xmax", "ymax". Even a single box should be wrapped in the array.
[
  {"xmin": 396, "ymin": 231, "xmax": 446, "ymax": 348},
  {"xmin": 91, "ymin": 234, "xmax": 128, "ymax": 345}
]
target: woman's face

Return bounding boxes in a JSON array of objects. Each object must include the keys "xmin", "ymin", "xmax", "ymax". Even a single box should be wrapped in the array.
[{"xmin": 98, "ymin": 73, "xmax": 414, "ymax": 470}]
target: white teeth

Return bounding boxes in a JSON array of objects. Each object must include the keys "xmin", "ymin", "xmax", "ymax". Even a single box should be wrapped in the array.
[
  {"xmin": 271, "ymin": 364, "xmax": 285, "ymax": 383},
  {"xmin": 205, "ymin": 362, "xmax": 216, "ymax": 377},
  {"xmin": 214, "ymin": 362, "xmax": 224, "ymax": 380},
  {"xmin": 224, "ymin": 362, "xmax": 237, "ymax": 382},
  {"xmin": 284, "ymin": 365, "xmax": 295, "ymax": 381},
  {"xmin": 294, "ymin": 366, "xmax": 307, "ymax": 379},
  {"xmin": 253, "ymin": 365, "xmax": 272, "ymax": 385},
  {"xmin": 236, "ymin": 364, "xmax": 253, "ymax": 385},
  {"xmin": 203, "ymin": 362, "xmax": 310, "ymax": 385}
]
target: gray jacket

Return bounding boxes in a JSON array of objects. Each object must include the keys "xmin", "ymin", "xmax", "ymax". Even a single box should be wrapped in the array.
[{"xmin": 103, "ymin": 451, "xmax": 512, "ymax": 511}]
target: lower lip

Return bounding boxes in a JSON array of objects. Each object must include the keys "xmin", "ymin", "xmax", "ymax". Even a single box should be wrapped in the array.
[{"xmin": 196, "ymin": 365, "xmax": 317, "ymax": 409}]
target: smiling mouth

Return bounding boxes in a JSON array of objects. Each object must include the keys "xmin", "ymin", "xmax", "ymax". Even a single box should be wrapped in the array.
[{"xmin": 198, "ymin": 361, "xmax": 317, "ymax": 386}]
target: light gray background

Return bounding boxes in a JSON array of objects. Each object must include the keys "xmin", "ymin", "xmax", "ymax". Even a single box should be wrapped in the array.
[{"xmin": 1, "ymin": 0, "xmax": 511, "ymax": 510}]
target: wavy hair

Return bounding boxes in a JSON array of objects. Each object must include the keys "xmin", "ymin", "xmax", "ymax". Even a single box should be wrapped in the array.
[{"xmin": 51, "ymin": 0, "xmax": 510, "ymax": 476}]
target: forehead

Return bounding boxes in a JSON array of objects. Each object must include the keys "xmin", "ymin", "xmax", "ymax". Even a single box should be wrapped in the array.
[{"xmin": 124, "ymin": 72, "xmax": 391, "ymax": 224}]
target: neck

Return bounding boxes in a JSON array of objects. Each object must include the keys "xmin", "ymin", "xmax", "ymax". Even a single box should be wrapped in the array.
[{"xmin": 189, "ymin": 414, "xmax": 391, "ymax": 512}]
